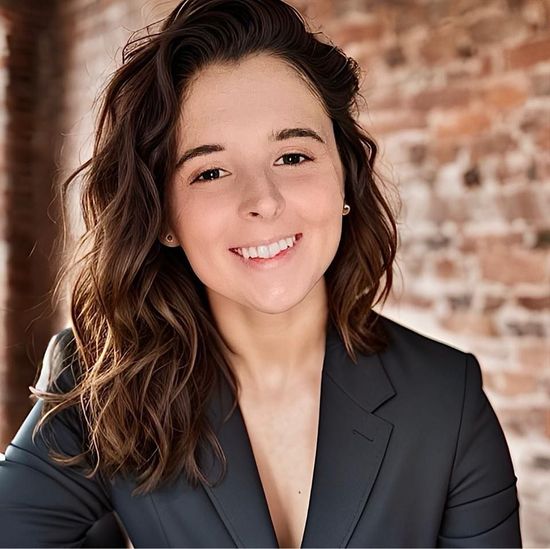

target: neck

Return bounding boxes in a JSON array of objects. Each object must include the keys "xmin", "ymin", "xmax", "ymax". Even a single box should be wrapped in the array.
[{"xmin": 207, "ymin": 278, "xmax": 328, "ymax": 394}]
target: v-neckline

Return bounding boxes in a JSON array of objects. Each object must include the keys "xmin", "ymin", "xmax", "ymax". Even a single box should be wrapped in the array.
[
  {"xmin": 196, "ymin": 317, "xmax": 396, "ymax": 548},
  {"xmin": 236, "ymin": 367, "xmax": 324, "ymax": 548}
]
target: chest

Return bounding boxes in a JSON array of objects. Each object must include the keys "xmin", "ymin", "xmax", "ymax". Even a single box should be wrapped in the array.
[{"xmin": 238, "ymin": 381, "xmax": 321, "ymax": 549}]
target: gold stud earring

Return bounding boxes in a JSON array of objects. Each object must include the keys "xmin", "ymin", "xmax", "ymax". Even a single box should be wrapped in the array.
[
  {"xmin": 342, "ymin": 203, "xmax": 350, "ymax": 216},
  {"xmin": 160, "ymin": 233, "xmax": 178, "ymax": 247}
]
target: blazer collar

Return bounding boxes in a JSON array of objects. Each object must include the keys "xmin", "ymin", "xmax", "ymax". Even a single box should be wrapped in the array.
[{"xmin": 199, "ymin": 317, "xmax": 396, "ymax": 548}]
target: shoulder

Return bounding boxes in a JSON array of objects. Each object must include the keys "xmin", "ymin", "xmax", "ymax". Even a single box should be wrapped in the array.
[
  {"xmin": 375, "ymin": 311, "xmax": 468, "ymax": 363},
  {"xmin": 36, "ymin": 327, "xmax": 82, "ymax": 394},
  {"xmin": 370, "ymin": 313, "xmax": 494, "ymax": 460},
  {"xmin": 373, "ymin": 312, "xmax": 480, "ymax": 404},
  {"xmin": 371, "ymin": 314, "xmax": 520, "ymax": 540}
]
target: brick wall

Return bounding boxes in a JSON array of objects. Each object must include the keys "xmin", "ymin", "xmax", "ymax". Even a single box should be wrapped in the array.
[
  {"xmin": 0, "ymin": 7, "xmax": 8, "ymax": 451},
  {"xmin": 0, "ymin": 0, "xmax": 64, "ymax": 451},
  {"xmin": 0, "ymin": 0, "xmax": 548, "ymax": 545},
  {"xmin": 307, "ymin": 0, "xmax": 550, "ymax": 544}
]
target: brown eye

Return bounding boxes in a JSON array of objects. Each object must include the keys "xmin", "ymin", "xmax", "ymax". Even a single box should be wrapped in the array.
[
  {"xmin": 278, "ymin": 153, "xmax": 312, "ymax": 166},
  {"xmin": 191, "ymin": 167, "xmax": 229, "ymax": 184}
]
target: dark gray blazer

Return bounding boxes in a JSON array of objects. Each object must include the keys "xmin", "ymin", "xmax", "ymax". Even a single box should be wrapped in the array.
[{"xmin": 0, "ymin": 314, "xmax": 522, "ymax": 547}]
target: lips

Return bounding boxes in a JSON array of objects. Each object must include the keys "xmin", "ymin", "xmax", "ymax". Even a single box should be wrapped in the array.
[{"xmin": 230, "ymin": 232, "xmax": 302, "ymax": 267}]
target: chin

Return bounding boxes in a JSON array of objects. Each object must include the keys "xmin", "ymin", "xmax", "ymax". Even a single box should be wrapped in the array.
[{"xmin": 246, "ymin": 280, "xmax": 321, "ymax": 315}]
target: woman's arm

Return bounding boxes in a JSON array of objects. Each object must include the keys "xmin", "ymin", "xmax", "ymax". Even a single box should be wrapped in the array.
[
  {"xmin": 437, "ymin": 352, "xmax": 522, "ymax": 548},
  {"xmin": 0, "ymin": 332, "xmax": 122, "ymax": 548}
]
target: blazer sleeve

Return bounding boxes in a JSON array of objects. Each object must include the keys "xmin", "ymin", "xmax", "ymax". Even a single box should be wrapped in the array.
[
  {"xmin": 0, "ymin": 330, "xmax": 115, "ymax": 548},
  {"xmin": 437, "ymin": 352, "xmax": 522, "ymax": 548}
]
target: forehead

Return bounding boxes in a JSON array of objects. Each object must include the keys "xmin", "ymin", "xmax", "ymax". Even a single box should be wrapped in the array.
[{"xmin": 178, "ymin": 54, "xmax": 329, "ymax": 136}]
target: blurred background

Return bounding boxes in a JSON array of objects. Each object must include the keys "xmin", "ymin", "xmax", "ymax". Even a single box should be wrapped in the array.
[{"xmin": 0, "ymin": 0, "xmax": 548, "ymax": 545}]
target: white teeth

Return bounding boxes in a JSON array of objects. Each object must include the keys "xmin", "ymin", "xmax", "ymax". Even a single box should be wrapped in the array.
[
  {"xmin": 256, "ymin": 244, "xmax": 274, "ymax": 259},
  {"xmin": 236, "ymin": 234, "xmax": 297, "ymax": 259},
  {"xmin": 268, "ymin": 242, "xmax": 279, "ymax": 257}
]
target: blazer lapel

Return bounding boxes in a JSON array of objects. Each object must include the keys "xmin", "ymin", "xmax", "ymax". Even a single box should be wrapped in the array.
[
  {"xmin": 199, "ymin": 376, "xmax": 279, "ymax": 547},
  {"xmin": 300, "ymin": 320, "xmax": 396, "ymax": 547},
  {"xmin": 200, "ymin": 318, "xmax": 396, "ymax": 548}
]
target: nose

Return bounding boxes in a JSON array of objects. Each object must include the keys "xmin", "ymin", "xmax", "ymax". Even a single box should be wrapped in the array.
[{"xmin": 237, "ymin": 171, "xmax": 285, "ymax": 219}]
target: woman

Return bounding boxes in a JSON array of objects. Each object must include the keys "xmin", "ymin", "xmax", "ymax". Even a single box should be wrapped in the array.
[{"xmin": 0, "ymin": 0, "xmax": 522, "ymax": 547}]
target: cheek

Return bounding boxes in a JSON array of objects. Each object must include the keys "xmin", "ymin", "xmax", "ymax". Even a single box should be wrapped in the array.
[
  {"xmin": 167, "ymin": 189, "xmax": 200, "ymax": 236},
  {"xmin": 299, "ymin": 179, "xmax": 343, "ymax": 224},
  {"xmin": 173, "ymin": 201, "xmax": 228, "ymax": 261}
]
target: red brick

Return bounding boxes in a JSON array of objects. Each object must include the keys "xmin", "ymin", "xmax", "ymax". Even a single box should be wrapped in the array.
[
  {"xmin": 497, "ymin": 187, "xmax": 549, "ymax": 222},
  {"xmin": 517, "ymin": 342, "xmax": 550, "ymax": 372},
  {"xmin": 482, "ymin": 294, "xmax": 507, "ymax": 312},
  {"xmin": 408, "ymin": 86, "xmax": 472, "ymax": 111},
  {"xmin": 430, "ymin": 140, "xmax": 460, "ymax": 164},
  {"xmin": 369, "ymin": 111, "xmax": 427, "ymax": 134},
  {"xmin": 484, "ymin": 371, "xmax": 538, "ymax": 396},
  {"xmin": 480, "ymin": 54, "xmax": 494, "ymax": 76},
  {"xmin": 327, "ymin": 18, "xmax": 385, "ymax": 47},
  {"xmin": 434, "ymin": 107, "xmax": 492, "ymax": 139},
  {"xmin": 410, "ymin": 294, "xmax": 433, "ymax": 308},
  {"xmin": 505, "ymin": 37, "xmax": 550, "ymax": 69},
  {"xmin": 383, "ymin": 44, "xmax": 406, "ymax": 68},
  {"xmin": 479, "ymin": 245, "xmax": 548, "ymax": 285},
  {"xmin": 531, "ymin": 70, "xmax": 550, "ymax": 95},
  {"xmin": 534, "ymin": 227, "xmax": 550, "ymax": 249},
  {"xmin": 503, "ymin": 319, "xmax": 546, "ymax": 338},
  {"xmin": 516, "ymin": 295, "xmax": 550, "ymax": 310},
  {"xmin": 468, "ymin": 13, "xmax": 525, "ymax": 44},
  {"xmin": 446, "ymin": 293, "xmax": 472, "ymax": 310},
  {"xmin": 482, "ymin": 82, "xmax": 528, "ymax": 111},
  {"xmin": 495, "ymin": 406, "xmax": 547, "ymax": 437},
  {"xmin": 445, "ymin": 196, "xmax": 470, "ymax": 223},
  {"xmin": 408, "ymin": 143, "xmax": 427, "ymax": 165},
  {"xmin": 535, "ymin": 154, "xmax": 550, "ymax": 180},
  {"xmin": 470, "ymin": 132, "xmax": 517, "ymax": 162},
  {"xmin": 519, "ymin": 106, "xmax": 550, "ymax": 134},
  {"xmin": 459, "ymin": 231, "xmax": 524, "ymax": 253},
  {"xmin": 434, "ymin": 257, "xmax": 463, "ymax": 278},
  {"xmin": 393, "ymin": 4, "xmax": 427, "ymax": 33},
  {"xmin": 439, "ymin": 311, "xmax": 498, "ymax": 337},
  {"xmin": 446, "ymin": 58, "xmax": 485, "ymax": 82},
  {"xmin": 367, "ymin": 92, "xmax": 405, "ymax": 111},
  {"xmin": 398, "ymin": 292, "xmax": 433, "ymax": 309},
  {"xmin": 536, "ymin": 127, "xmax": 550, "ymax": 150},
  {"xmin": 419, "ymin": 26, "xmax": 463, "ymax": 65},
  {"xmin": 0, "ymin": 195, "xmax": 5, "ymax": 235}
]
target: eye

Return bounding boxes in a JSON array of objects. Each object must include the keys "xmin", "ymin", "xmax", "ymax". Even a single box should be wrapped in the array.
[
  {"xmin": 275, "ymin": 153, "xmax": 313, "ymax": 166},
  {"xmin": 191, "ymin": 167, "xmax": 230, "ymax": 184},
  {"xmin": 190, "ymin": 152, "xmax": 313, "ymax": 185}
]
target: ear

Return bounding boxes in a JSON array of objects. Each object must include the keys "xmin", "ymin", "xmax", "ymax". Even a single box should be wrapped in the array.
[{"xmin": 158, "ymin": 228, "xmax": 180, "ymax": 247}]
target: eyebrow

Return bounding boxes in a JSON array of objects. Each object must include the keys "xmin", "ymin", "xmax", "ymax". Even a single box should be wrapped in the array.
[{"xmin": 175, "ymin": 127, "xmax": 325, "ymax": 169}]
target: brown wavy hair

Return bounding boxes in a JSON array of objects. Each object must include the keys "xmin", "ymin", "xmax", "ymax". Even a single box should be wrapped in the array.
[{"xmin": 32, "ymin": 0, "xmax": 400, "ymax": 496}]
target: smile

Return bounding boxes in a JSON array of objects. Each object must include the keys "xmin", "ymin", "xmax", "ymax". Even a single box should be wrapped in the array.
[
  {"xmin": 229, "ymin": 233, "xmax": 303, "ymax": 269},
  {"xmin": 230, "ymin": 233, "xmax": 301, "ymax": 259}
]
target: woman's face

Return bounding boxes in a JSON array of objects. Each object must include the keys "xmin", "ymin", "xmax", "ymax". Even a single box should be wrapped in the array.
[{"xmin": 165, "ymin": 53, "xmax": 346, "ymax": 314}]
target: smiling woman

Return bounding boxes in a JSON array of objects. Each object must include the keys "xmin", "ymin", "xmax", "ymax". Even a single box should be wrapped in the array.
[
  {"xmin": 0, "ymin": 0, "xmax": 522, "ymax": 548},
  {"xmin": 164, "ymin": 53, "xmax": 348, "ymax": 321}
]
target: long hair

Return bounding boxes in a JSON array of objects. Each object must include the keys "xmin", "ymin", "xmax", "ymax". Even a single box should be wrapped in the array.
[{"xmin": 32, "ymin": 0, "xmax": 400, "ymax": 496}]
